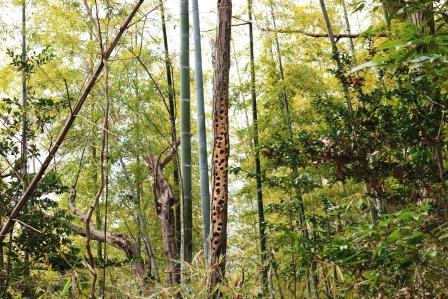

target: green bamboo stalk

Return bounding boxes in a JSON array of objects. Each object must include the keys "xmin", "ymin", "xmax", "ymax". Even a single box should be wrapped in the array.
[
  {"xmin": 179, "ymin": 0, "xmax": 193, "ymax": 265},
  {"xmin": 192, "ymin": 0, "xmax": 211, "ymax": 265},
  {"xmin": 248, "ymin": 0, "xmax": 268, "ymax": 292}
]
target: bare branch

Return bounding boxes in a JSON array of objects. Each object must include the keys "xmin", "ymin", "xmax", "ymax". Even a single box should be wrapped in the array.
[{"xmin": 159, "ymin": 139, "xmax": 180, "ymax": 169}]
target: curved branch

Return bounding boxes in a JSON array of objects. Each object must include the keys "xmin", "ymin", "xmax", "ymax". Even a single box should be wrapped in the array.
[
  {"xmin": 159, "ymin": 139, "xmax": 180, "ymax": 169},
  {"xmin": 68, "ymin": 189, "xmax": 145, "ymax": 279}
]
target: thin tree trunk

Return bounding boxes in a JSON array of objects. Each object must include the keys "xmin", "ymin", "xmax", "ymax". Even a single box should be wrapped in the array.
[
  {"xmin": 268, "ymin": 1, "xmax": 292, "ymax": 127},
  {"xmin": 158, "ymin": 1, "xmax": 182, "ymax": 273},
  {"xmin": 0, "ymin": 0, "xmax": 147, "ymax": 243},
  {"xmin": 94, "ymin": 161, "xmax": 105, "ymax": 297},
  {"xmin": 340, "ymin": 0, "xmax": 355, "ymax": 56},
  {"xmin": 269, "ymin": 2, "xmax": 318, "ymax": 296},
  {"xmin": 118, "ymin": 156, "xmax": 160, "ymax": 282},
  {"xmin": 318, "ymin": 0, "xmax": 352, "ymax": 114},
  {"xmin": 84, "ymin": 58, "xmax": 110, "ymax": 299},
  {"xmin": 248, "ymin": 0, "xmax": 268, "ymax": 292},
  {"xmin": 270, "ymin": 2, "xmax": 318, "ymax": 296},
  {"xmin": 409, "ymin": 2, "xmax": 435, "ymax": 34},
  {"xmin": 20, "ymin": 2, "xmax": 31, "ymax": 294},
  {"xmin": 0, "ymin": 219, "xmax": 3, "ymax": 296},
  {"xmin": 96, "ymin": 214, "xmax": 106, "ymax": 296},
  {"xmin": 207, "ymin": 0, "xmax": 232, "ymax": 296},
  {"xmin": 5, "ymin": 230, "xmax": 13, "ymax": 293},
  {"xmin": 408, "ymin": 2, "xmax": 446, "ymax": 215},
  {"xmin": 136, "ymin": 193, "xmax": 160, "ymax": 281},
  {"xmin": 179, "ymin": 0, "xmax": 193, "ymax": 268}
]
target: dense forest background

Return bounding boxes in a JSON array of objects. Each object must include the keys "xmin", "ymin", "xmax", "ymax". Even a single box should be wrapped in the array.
[{"xmin": 0, "ymin": 0, "xmax": 447, "ymax": 298}]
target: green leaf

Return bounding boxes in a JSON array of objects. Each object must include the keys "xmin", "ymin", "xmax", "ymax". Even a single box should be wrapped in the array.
[
  {"xmin": 60, "ymin": 277, "xmax": 72, "ymax": 297},
  {"xmin": 439, "ymin": 233, "xmax": 448, "ymax": 240},
  {"xmin": 362, "ymin": 270, "xmax": 379, "ymax": 281},
  {"xmin": 378, "ymin": 39, "xmax": 406, "ymax": 50},
  {"xmin": 386, "ymin": 229, "xmax": 403, "ymax": 243},
  {"xmin": 407, "ymin": 231, "xmax": 425, "ymax": 245}
]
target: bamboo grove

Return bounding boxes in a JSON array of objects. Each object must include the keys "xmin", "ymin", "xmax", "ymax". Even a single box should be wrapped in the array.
[{"xmin": 0, "ymin": 0, "xmax": 447, "ymax": 298}]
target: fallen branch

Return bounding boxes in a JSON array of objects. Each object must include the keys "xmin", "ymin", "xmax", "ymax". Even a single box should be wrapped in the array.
[{"xmin": 68, "ymin": 189, "xmax": 146, "ymax": 279}]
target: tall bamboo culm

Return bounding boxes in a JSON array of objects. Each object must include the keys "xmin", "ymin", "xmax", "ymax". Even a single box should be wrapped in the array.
[
  {"xmin": 191, "ymin": 0, "xmax": 211, "ymax": 265},
  {"xmin": 179, "ymin": 0, "xmax": 193, "ymax": 266}
]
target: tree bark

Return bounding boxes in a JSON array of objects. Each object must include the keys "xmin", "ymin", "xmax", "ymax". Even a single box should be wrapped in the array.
[
  {"xmin": 208, "ymin": 0, "xmax": 232, "ymax": 296},
  {"xmin": 409, "ymin": 2, "xmax": 435, "ymax": 34},
  {"xmin": 145, "ymin": 143, "xmax": 180, "ymax": 285}
]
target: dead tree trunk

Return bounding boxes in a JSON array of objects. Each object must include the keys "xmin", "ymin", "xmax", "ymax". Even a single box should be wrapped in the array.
[
  {"xmin": 208, "ymin": 0, "xmax": 232, "ymax": 296},
  {"xmin": 145, "ymin": 143, "xmax": 180, "ymax": 285},
  {"xmin": 67, "ymin": 190, "xmax": 145, "ymax": 279}
]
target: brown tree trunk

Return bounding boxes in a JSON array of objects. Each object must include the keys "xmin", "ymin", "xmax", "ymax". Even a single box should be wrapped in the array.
[
  {"xmin": 145, "ymin": 144, "xmax": 179, "ymax": 285},
  {"xmin": 208, "ymin": 0, "xmax": 232, "ymax": 296},
  {"xmin": 0, "ymin": 219, "xmax": 4, "ymax": 297},
  {"xmin": 409, "ymin": 2, "xmax": 435, "ymax": 34}
]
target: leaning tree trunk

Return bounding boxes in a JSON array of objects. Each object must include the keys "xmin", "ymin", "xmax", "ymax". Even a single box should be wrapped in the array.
[
  {"xmin": 207, "ymin": 0, "xmax": 232, "ymax": 296},
  {"xmin": 318, "ymin": 0, "xmax": 352, "ymax": 114},
  {"xmin": 340, "ymin": 0, "xmax": 355, "ymax": 57},
  {"xmin": 145, "ymin": 143, "xmax": 180, "ymax": 285}
]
